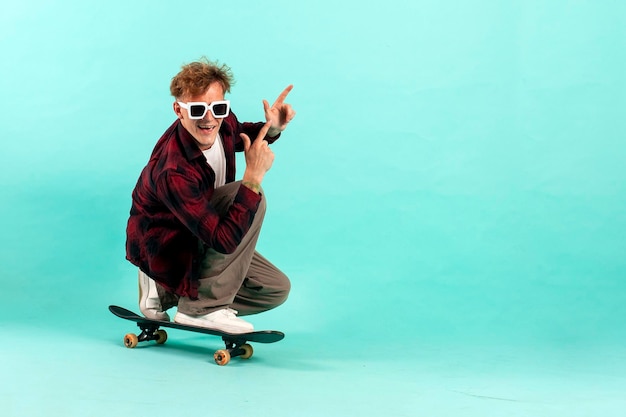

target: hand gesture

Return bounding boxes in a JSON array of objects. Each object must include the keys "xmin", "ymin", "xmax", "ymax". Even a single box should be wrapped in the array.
[
  {"xmin": 240, "ymin": 120, "xmax": 275, "ymax": 187},
  {"xmin": 264, "ymin": 85, "xmax": 296, "ymax": 137}
]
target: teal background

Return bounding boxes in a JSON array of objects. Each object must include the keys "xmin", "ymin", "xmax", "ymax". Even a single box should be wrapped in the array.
[{"xmin": 1, "ymin": 0, "xmax": 624, "ymax": 415}]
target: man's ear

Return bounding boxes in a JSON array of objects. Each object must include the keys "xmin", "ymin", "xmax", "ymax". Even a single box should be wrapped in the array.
[{"xmin": 173, "ymin": 101, "xmax": 183, "ymax": 119}]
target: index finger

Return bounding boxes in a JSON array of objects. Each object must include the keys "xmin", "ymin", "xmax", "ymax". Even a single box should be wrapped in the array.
[
  {"xmin": 255, "ymin": 120, "xmax": 273, "ymax": 146},
  {"xmin": 273, "ymin": 84, "xmax": 293, "ymax": 106}
]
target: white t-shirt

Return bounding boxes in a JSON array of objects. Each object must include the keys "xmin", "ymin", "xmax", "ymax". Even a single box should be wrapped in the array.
[{"xmin": 202, "ymin": 133, "xmax": 226, "ymax": 188}]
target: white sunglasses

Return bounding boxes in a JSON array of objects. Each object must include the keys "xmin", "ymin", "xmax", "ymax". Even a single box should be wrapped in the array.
[{"xmin": 177, "ymin": 100, "xmax": 230, "ymax": 119}]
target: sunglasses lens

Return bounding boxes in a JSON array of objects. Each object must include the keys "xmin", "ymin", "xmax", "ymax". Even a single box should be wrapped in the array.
[
  {"xmin": 189, "ymin": 105, "xmax": 206, "ymax": 118},
  {"xmin": 212, "ymin": 103, "xmax": 228, "ymax": 116}
]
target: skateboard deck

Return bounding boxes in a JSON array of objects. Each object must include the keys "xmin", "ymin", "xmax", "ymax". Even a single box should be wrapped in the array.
[{"xmin": 109, "ymin": 305, "xmax": 284, "ymax": 365}]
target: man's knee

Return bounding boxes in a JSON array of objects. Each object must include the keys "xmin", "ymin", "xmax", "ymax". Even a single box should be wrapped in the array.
[{"xmin": 273, "ymin": 271, "xmax": 291, "ymax": 306}]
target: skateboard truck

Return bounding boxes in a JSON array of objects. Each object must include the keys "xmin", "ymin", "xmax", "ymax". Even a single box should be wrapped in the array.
[
  {"xmin": 215, "ymin": 338, "xmax": 254, "ymax": 366},
  {"xmin": 124, "ymin": 323, "xmax": 168, "ymax": 347}
]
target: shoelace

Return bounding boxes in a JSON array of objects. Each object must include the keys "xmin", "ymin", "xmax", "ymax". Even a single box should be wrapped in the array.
[{"xmin": 221, "ymin": 308, "xmax": 239, "ymax": 318}]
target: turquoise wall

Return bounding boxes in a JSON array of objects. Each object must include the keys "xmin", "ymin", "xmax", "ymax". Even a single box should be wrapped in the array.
[{"xmin": 1, "ymin": 0, "xmax": 624, "ymax": 349}]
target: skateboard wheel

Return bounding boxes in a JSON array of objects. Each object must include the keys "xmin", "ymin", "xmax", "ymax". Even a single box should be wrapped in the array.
[
  {"xmin": 240, "ymin": 344, "xmax": 254, "ymax": 359},
  {"xmin": 124, "ymin": 333, "xmax": 139, "ymax": 348},
  {"xmin": 214, "ymin": 349, "xmax": 231, "ymax": 366},
  {"xmin": 155, "ymin": 330, "xmax": 168, "ymax": 344}
]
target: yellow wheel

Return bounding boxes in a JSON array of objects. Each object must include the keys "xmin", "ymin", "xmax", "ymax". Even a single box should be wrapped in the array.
[
  {"xmin": 240, "ymin": 344, "xmax": 254, "ymax": 359},
  {"xmin": 155, "ymin": 330, "xmax": 168, "ymax": 344},
  {"xmin": 214, "ymin": 349, "xmax": 231, "ymax": 366},
  {"xmin": 124, "ymin": 333, "xmax": 139, "ymax": 348}
]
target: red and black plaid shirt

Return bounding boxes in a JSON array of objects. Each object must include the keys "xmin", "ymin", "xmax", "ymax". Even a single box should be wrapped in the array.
[{"xmin": 125, "ymin": 112, "xmax": 277, "ymax": 298}]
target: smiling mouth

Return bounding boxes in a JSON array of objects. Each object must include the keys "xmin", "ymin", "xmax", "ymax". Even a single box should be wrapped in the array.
[{"xmin": 198, "ymin": 123, "xmax": 216, "ymax": 132}]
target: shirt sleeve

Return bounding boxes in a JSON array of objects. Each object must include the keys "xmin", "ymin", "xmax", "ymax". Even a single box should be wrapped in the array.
[
  {"xmin": 232, "ymin": 116, "xmax": 281, "ymax": 152},
  {"xmin": 155, "ymin": 171, "xmax": 261, "ymax": 254}
]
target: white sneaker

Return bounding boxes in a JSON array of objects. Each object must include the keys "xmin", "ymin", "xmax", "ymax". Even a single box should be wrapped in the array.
[
  {"xmin": 174, "ymin": 309, "xmax": 253, "ymax": 334},
  {"xmin": 138, "ymin": 270, "xmax": 170, "ymax": 321}
]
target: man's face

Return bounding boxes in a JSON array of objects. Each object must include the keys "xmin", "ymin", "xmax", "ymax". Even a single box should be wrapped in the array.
[{"xmin": 173, "ymin": 82, "xmax": 226, "ymax": 150}]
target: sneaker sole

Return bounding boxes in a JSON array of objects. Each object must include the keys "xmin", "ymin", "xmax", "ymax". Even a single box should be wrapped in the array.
[{"xmin": 174, "ymin": 314, "xmax": 252, "ymax": 334}]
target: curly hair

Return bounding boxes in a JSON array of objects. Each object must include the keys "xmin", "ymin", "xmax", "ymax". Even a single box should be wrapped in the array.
[{"xmin": 170, "ymin": 57, "xmax": 234, "ymax": 99}]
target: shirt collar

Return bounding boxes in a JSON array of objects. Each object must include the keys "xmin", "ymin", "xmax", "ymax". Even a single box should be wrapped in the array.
[{"xmin": 176, "ymin": 120, "xmax": 204, "ymax": 162}]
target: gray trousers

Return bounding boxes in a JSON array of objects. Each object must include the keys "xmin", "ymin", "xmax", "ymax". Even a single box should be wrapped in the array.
[{"xmin": 158, "ymin": 181, "xmax": 290, "ymax": 317}]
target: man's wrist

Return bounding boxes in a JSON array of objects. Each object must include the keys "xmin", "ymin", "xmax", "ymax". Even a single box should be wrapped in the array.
[
  {"xmin": 242, "ymin": 181, "xmax": 261, "ymax": 194},
  {"xmin": 267, "ymin": 127, "xmax": 281, "ymax": 138}
]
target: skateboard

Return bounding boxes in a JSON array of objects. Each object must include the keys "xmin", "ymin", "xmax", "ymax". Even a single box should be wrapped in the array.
[{"xmin": 109, "ymin": 305, "xmax": 284, "ymax": 366}]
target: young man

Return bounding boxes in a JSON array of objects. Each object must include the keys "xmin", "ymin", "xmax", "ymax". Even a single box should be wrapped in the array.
[{"xmin": 125, "ymin": 59, "xmax": 295, "ymax": 333}]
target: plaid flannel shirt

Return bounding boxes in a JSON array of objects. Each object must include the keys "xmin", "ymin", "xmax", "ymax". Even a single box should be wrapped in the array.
[{"xmin": 125, "ymin": 112, "xmax": 277, "ymax": 298}]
